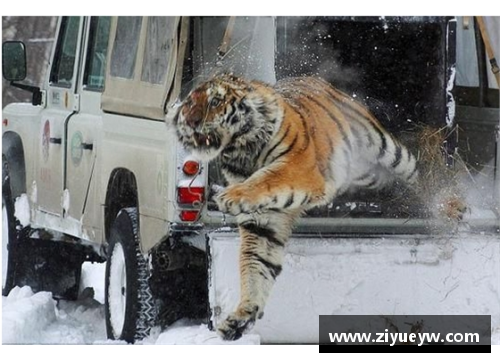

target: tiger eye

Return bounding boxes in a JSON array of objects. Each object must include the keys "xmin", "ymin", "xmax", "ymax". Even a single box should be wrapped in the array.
[{"xmin": 210, "ymin": 98, "xmax": 221, "ymax": 108}]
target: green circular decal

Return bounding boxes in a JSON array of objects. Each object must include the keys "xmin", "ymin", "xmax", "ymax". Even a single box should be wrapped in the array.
[{"xmin": 71, "ymin": 131, "xmax": 83, "ymax": 165}]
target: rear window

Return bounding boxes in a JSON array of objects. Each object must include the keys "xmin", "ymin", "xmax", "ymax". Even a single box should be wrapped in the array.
[
  {"xmin": 141, "ymin": 17, "xmax": 177, "ymax": 84},
  {"xmin": 110, "ymin": 17, "xmax": 142, "ymax": 79}
]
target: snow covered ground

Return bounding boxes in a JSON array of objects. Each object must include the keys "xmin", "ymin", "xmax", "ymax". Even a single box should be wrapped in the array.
[
  {"xmin": 1, "ymin": 262, "xmax": 259, "ymax": 345},
  {"xmin": 2, "ymin": 193, "xmax": 259, "ymax": 345},
  {"xmin": 1, "ymin": 286, "xmax": 259, "ymax": 345},
  {"xmin": 3, "ymin": 244, "xmax": 500, "ymax": 346}
]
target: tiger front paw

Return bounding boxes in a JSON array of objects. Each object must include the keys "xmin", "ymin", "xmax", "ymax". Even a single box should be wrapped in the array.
[
  {"xmin": 217, "ymin": 304, "xmax": 261, "ymax": 341},
  {"xmin": 215, "ymin": 184, "xmax": 256, "ymax": 216}
]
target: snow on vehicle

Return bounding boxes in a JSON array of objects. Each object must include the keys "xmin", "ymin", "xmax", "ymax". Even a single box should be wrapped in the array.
[{"xmin": 2, "ymin": 16, "xmax": 499, "ymax": 344}]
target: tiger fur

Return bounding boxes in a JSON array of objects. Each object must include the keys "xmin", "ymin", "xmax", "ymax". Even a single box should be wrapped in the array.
[{"xmin": 172, "ymin": 74, "xmax": 418, "ymax": 340}]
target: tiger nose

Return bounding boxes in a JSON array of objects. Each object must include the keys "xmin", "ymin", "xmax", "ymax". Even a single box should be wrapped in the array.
[{"xmin": 186, "ymin": 115, "xmax": 202, "ymax": 128}]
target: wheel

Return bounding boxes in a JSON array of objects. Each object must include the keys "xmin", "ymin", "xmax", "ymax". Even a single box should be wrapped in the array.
[
  {"xmin": 2, "ymin": 156, "xmax": 21, "ymax": 296},
  {"xmin": 105, "ymin": 208, "xmax": 156, "ymax": 343},
  {"xmin": 3, "ymin": 155, "xmax": 83, "ymax": 299}
]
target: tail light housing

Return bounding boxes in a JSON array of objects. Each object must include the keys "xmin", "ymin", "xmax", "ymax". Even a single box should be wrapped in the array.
[{"xmin": 177, "ymin": 186, "xmax": 205, "ymax": 222}]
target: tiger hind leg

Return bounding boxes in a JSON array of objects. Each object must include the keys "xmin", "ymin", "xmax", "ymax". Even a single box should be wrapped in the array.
[{"xmin": 217, "ymin": 211, "xmax": 298, "ymax": 340}]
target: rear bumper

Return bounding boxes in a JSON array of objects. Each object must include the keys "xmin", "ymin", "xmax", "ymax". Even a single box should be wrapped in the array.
[{"xmin": 202, "ymin": 209, "xmax": 499, "ymax": 235}]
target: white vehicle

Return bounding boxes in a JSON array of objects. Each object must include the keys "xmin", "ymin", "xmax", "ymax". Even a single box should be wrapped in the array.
[{"xmin": 3, "ymin": 16, "xmax": 499, "ymax": 344}]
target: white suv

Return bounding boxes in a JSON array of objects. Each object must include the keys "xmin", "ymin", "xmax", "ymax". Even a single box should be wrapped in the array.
[{"xmin": 3, "ymin": 16, "xmax": 499, "ymax": 344}]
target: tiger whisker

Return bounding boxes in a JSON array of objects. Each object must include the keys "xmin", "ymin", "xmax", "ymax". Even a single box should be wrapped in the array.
[
  {"xmin": 183, "ymin": 75, "xmax": 208, "ymax": 93},
  {"xmin": 217, "ymin": 34, "xmax": 251, "ymax": 64},
  {"xmin": 199, "ymin": 102, "xmax": 211, "ymax": 134}
]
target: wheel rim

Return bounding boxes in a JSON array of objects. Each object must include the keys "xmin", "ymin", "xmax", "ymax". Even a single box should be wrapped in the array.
[
  {"xmin": 108, "ymin": 241, "xmax": 127, "ymax": 338},
  {"xmin": 2, "ymin": 199, "xmax": 9, "ymax": 290}
]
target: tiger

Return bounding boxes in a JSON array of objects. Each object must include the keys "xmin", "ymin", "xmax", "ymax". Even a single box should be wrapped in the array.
[{"xmin": 172, "ymin": 74, "xmax": 418, "ymax": 341}]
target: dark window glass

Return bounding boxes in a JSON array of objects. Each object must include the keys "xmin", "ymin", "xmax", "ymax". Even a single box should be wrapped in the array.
[
  {"xmin": 83, "ymin": 17, "xmax": 111, "ymax": 90},
  {"xmin": 50, "ymin": 16, "xmax": 81, "ymax": 87}
]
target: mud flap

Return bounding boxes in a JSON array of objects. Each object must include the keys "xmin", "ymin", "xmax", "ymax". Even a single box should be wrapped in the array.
[{"xmin": 208, "ymin": 232, "xmax": 500, "ymax": 344}]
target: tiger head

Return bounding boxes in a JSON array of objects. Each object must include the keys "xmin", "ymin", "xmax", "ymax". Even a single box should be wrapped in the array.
[{"xmin": 172, "ymin": 74, "xmax": 283, "ymax": 161}]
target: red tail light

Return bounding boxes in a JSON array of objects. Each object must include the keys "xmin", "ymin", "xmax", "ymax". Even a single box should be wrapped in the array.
[
  {"xmin": 182, "ymin": 160, "xmax": 200, "ymax": 176},
  {"xmin": 180, "ymin": 210, "xmax": 200, "ymax": 222},
  {"xmin": 177, "ymin": 186, "xmax": 204, "ymax": 206}
]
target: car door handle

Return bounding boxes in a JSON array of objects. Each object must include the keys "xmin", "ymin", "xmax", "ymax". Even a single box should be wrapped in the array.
[
  {"xmin": 49, "ymin": 137, "xmax": 62, "ymax": 144},
  {"xmin": 82, "ymin": 142, "xmax": 93, "ymax": 151}
]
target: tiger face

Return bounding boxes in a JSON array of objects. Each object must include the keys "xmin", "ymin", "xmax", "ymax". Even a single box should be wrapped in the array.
[{"xmin": 173, "ymin": 74, "xmax": 282, "ymax": 161}]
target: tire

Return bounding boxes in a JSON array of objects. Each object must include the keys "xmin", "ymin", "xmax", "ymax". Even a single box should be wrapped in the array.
[
  {"xmin": 105, "ymin": 208, "xmax": 156, "ymax": 343},
  {"xmin": 2, "ymin": 156, "xmax": 22, "ymax": 296}
]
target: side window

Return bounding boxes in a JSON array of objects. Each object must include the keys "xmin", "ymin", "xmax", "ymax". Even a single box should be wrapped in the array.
[
  {"xmin": 50, "ymin": 16, "xmax": 81, "ymax": 87},
  {"xmin": 83, "ymin": 17, "xmax": 111, "ymax": 90},
  {"xmin": 110, "ymin": 17, "xmax": 142, "ymax": 79},
  {"xmin": 141, "ymin": 17, "xmax": 177, "ymax": 84}
]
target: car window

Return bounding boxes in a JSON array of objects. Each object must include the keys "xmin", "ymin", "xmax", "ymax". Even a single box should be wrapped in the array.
[
  {"xmin": 110, "ymin": 17, "xmax": 142, "ymax": 79},
  {"xmin": 49, "ymin": 16, "xmax": 81, "ymax": 87},
  {"xmin": 141, "ymin": 17, "xmax": 177, "ymax": 84},
  {"xmin": 84, "ymin": 16, "xmax": 111, "ymax": 90}
]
